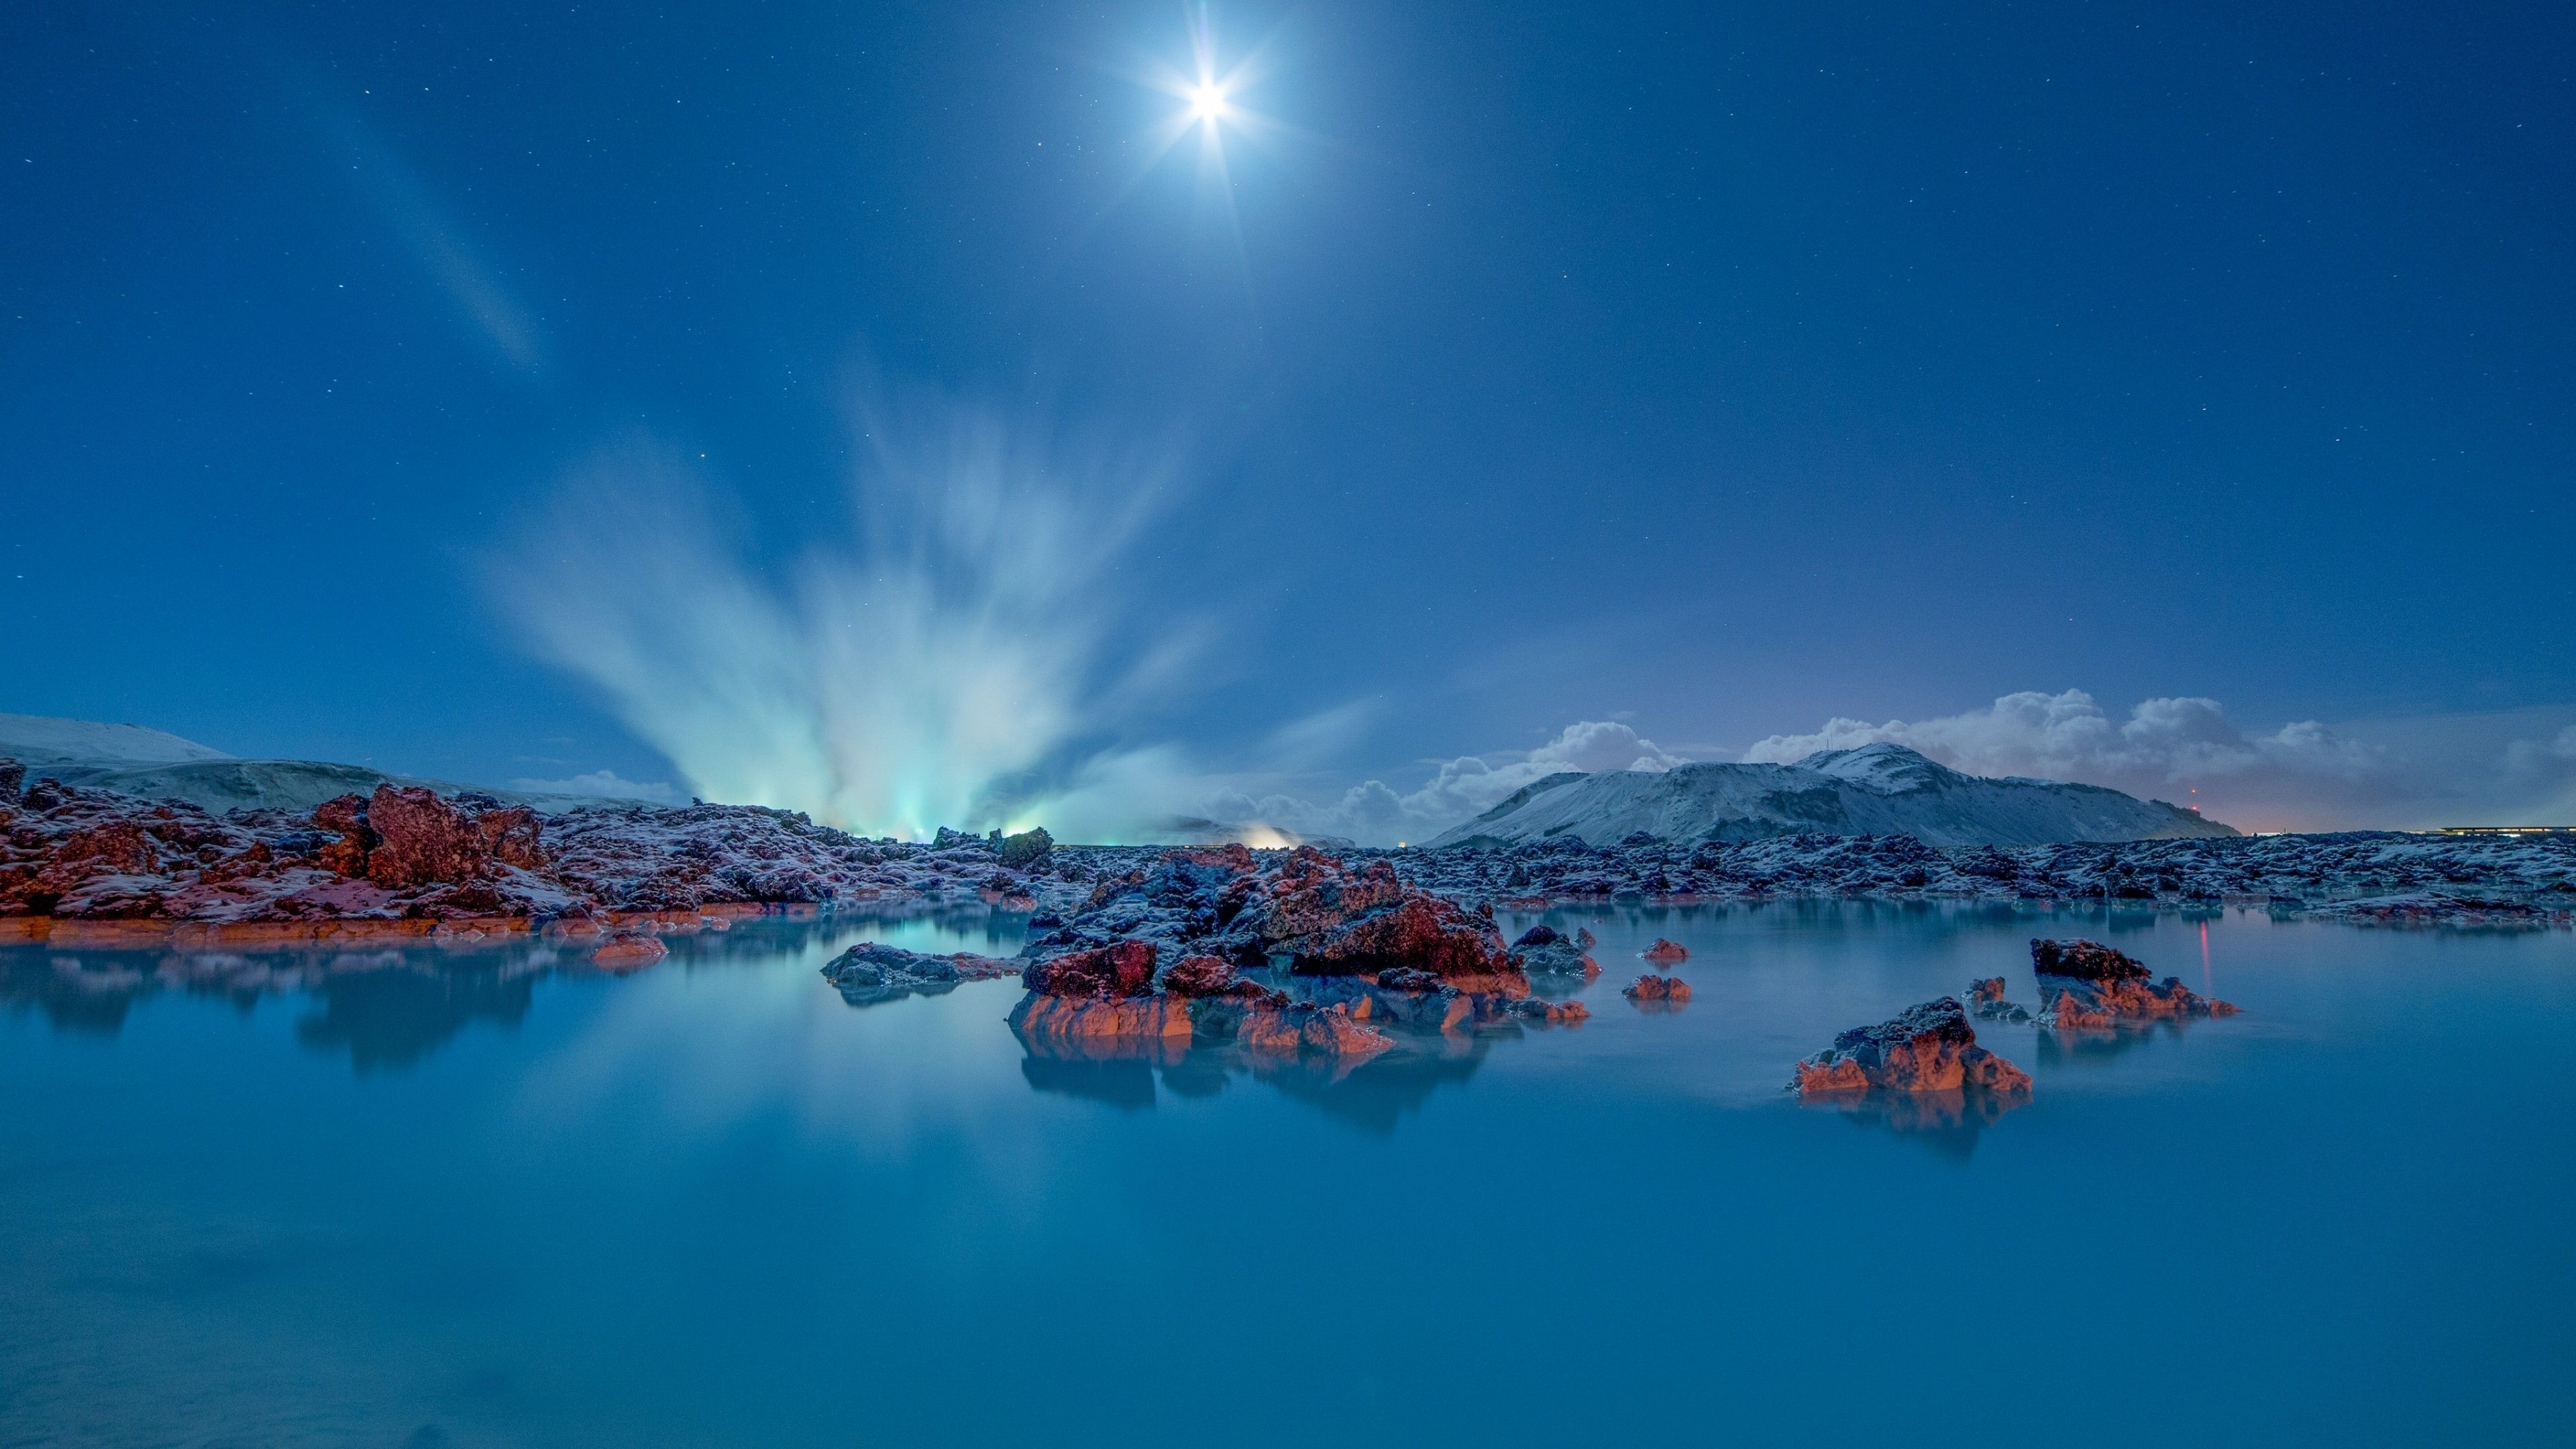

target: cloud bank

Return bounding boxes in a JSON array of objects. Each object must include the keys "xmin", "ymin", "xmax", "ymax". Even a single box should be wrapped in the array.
[{"xmin": 1740, "ymin": 690, "xmax": 2576, "ymax": 832}]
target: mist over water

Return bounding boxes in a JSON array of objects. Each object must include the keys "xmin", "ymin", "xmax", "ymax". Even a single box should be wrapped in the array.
[{"xmin": 491, "ymin": 394, "xmax": 1201, "ymax": 841}]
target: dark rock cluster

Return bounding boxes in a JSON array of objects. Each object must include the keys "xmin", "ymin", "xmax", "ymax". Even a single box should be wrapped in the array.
[
  {"xmin": 1000, "ymin": 845, "xmax": 1591, "ymax": 1061},
  {"xmin": 0, "ymin": 760, "xmax": 1097, "ymax": 934},
  {"xmin": 1363, "ymin": 830, "xmax": 2576, "ymax": 927}
]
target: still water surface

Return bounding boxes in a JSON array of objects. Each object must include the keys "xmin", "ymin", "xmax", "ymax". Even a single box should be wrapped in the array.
[{"xmin": 5, "ymin": 904, "xmax": 2573, "ymax": 1448}]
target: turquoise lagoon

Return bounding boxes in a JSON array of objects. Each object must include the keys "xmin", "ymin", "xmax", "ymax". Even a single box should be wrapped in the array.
[{"xmin": 3, "ymin": 904, "xmax": 2572, "ymax": 1447}]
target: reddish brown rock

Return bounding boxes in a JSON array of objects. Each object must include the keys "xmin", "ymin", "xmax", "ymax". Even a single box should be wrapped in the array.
[
  {"xmin": 477, "ymin": 804, "xmax": 547, "ymax": 870},
  {"xmin": 51, "ymin": 820, "xmax": 160, "ymax": 875},
  {"xmin": 1965, "ymin": 975, "xmax": 2033, "ymax": 1023},
  {"xmin": 1161, "ymin": 954, "xmax": 1252, "ymax": 998},
  {"xmin": 1009, "ymin": 992, "xmax": 1193, "ymax": 1042},
  {"xmin": 1623, "ymin": 973, "xmax": 1690, "ymax": 1005},
  {"xmin": 1792, "ymin": 997, "xmax": 2031, "ymax": 1097},
  {"xmin": 1262, "ymin": 848, "xmax": 1406, "ymax": 940},
  {"xmin": 2038, "ymin": 974, "xmax": 2239, "ymax": 1027},
  {"xmin": 592, "ymin": 934, "xmax": 669, "ymax": 971},
  {"xmin": 1284, "ymin": 889, "xmax": 1519, "ymax": 990},
  {"xmin": 1235, "ymin": 1000, "xmax": 1394, "ymax": 1059},
  {"xmin": 2031, "ymin": 938, "xmax": 2238, "ymax": 1025},
  {"xmin": 365, "ymin": 786, "xmax": 492, "ymax": 890},
  {"xmin": 1022, "ymin": 940, "xmax": 1159, "ymax": 999},
  {"xmin": 311, "ymin": 794, "xmax": 377, "ymax": 877},
  {"xmin": 1642, "ymin": 938, "xmax": 1688, "ymax": 963}
]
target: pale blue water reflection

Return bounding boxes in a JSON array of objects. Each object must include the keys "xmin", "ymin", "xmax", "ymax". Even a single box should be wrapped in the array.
[{"xmin": 3, "ymin": 904, "xmax": 2572, "ymax": 1447}]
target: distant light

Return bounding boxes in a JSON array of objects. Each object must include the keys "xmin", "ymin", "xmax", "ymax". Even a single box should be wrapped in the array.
[{"xmin": 1189, "ymin": 81, "xmax": 1229, "ymax": 122}]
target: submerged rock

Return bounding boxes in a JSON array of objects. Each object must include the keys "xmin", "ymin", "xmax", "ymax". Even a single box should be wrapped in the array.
[
  {"xmin": 592, "ymin": 934, "xmax": 669, "ymax": 971},
  {"xmin": 821, "ymin": 940, "xmax": 1019, "ymax": 1007},
  {"xmin": 1234, "ymin": 1000, "xmax": 1395, "ymax": 1060},
  {"xmin": 1792, "ymin": 998, "xmax": 2031, "ymax": 1097},
  {"xmin": 1965, "ymin": 975, "xmax": 2032, "ymax": 1024},
  {"xmin": 1508, "ymin": 924, "xmax": 1597, "ymax": 977}
]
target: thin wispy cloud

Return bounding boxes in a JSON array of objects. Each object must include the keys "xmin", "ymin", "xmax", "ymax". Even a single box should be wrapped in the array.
[{"xmin": 329, "ymin": 113, "xmax": 543, "ymax": 373}]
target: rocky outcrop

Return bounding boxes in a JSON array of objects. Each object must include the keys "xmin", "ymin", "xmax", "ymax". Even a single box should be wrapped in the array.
[
  {"xmin": 1160, "ymin": 954, "xmax": 1259, "ymax": 999},
  {"xmin": 1022, "ymin": 940, "xmax": 1159, "ymax": 999},
  {"xmin": 1007, "ymin": 941, "xmax": 1196, "ymax": 1041},
  {"xmin": 315, "ymin": 786, "xmax": 547, "ymax": 890},
  {"xmin": 1010, "ymin": 992, "xmax": 1193, "ymax": 1042},
  {"xmin": 1507, "ymin": 924, "xmax": 1597, "ymax": 977},
  {"xmin": 2029, "ymin": 938, "xmax": 2147, "ymax": 981},
  {"xmin": 1792, "ymin": 998, "xmax": 2031, "ymax": 1096},
  {"xmin": 998, "ymin": 826, "xmax": 1054, "ymax": 869},
  {"xmin": 1641, "ymin": 938, "xmax": 1688, "ymax": 963},
  {"xmin": 2029, "ymin": 938, "xmax": 2239, "ymax": 1026},
  {"xmin": 592, "ymin": 934, "xmax": 669, "ymax": 971},
  {"xmin": 1234, "ymin": 1000, "xmax": 1394, "ymax": 1060},
  {"xmin": 1623, "ymin": 973, "xmax": 1689, "ymax": 1008},
  {"xmin": 1026, "ymin": 845, "xmax": 1528, "ymax": 995},
  {"xmin": 1965, "ymin": 976, "xmax": 2031, "ymax": 1024},
  {"xmin": 821, "ymin": 940, "xmax": 1020, "ymax": 1007}
]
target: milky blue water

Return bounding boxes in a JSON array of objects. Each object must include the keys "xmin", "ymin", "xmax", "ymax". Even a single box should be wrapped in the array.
[{"xmin": 5, "ymin": 904, "xmax": 2573, "ymax": 1448}]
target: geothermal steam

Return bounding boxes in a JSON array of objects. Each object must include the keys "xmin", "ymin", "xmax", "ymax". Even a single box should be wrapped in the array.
[{"xmin": 492, "ymin": 400, "xmax": 1196, "ymax": 841}]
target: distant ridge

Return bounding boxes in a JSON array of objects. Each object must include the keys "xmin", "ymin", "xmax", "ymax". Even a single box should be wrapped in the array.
[
  {"xmin": 1426, "ymin": 742, "xmax": 2237, "ymax": 849},
  {"xmin": 0, "ymin": 712, "xmax": 641, "ymax": 816}
]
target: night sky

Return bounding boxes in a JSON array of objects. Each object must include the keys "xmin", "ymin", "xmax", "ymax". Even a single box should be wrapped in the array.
[{"xmin": 7, "ymin": 3, "xmax": 2573, "ymax": 836}]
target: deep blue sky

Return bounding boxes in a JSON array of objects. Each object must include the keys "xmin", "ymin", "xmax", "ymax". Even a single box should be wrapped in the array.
[{"xmin": 5, "ymin": 2, "xmax": 2571, "ymax": 820}]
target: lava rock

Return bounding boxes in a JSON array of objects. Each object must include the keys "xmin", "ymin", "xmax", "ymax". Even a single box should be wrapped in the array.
[
  {"xmin": 1623, "ymin": 973, "xmax": 1690, "ymax": 1006},
  {"xmin": 2029, "ymin": 938, "xmax": 2149, "ymax": 982},
  {"xmin": 998, "ymin": 826, "xmax": 1054, "ymax": 869},
  {"xmin": 1966, "ymin": 975, "xmax": 2032, "ymax": 1024},
  {"xmin": 1792, "ymin": 998, "xmax": 2031, "ymax": 1096},
  {"xmin": 1022, "ymin": 940, "xmax": 1159, "ymax": 999}
]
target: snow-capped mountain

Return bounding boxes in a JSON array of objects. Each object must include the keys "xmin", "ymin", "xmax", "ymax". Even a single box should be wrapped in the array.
[{"xmin": 1424, "ymin": 742, "xmax": 2237, "ymax": 848}]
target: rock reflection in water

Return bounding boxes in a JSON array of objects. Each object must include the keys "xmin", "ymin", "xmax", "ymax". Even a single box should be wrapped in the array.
[
  {"xmin": 1015, "ymin": 1026, "xmax": 1505, "ymax": 1134},
  {"xmin": 1799, "ymin": 1086, "xmax": 2028, "ymax": 1161},
  {"xmin": 0, "ymin": 909, "xmax": 995, "ymax": 1071}
]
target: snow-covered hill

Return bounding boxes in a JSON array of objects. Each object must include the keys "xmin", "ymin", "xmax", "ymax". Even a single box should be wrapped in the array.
[
  {"xmin": 0, "ymin": 713, "xmax": 635, "ymax": 816},
  {"xmin": 1426, "ymin": 742, "xmax": 2237, "ymax": 847}
]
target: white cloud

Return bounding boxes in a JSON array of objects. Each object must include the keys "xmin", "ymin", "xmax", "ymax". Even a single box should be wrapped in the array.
[
  {"xmin": 1198, "ymin": 720, "xmax": 1678, "ymax": 845},
  {"xmin": 1739, "ymin": 689, "xmax": 2378, "ymax": 788}
]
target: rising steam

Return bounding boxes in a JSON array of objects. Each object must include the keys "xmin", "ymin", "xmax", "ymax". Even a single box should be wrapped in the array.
[{"xmin": 490, "ymin": 394, "xmax": 1201, "ymax": 841}]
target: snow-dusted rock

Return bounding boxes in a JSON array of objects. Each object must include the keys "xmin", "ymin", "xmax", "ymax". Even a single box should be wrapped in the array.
[
  {"xmin": 821, "ymin": 940, "xmax": 1018, "ymax": 1006},
  {"xmin": 1792, "ymin": 998, "xmax": 2031, "ymax": 1097},
  {"xmin": 2029, "ymin": 938, "xmax": 2237, "ymax": 1026}
]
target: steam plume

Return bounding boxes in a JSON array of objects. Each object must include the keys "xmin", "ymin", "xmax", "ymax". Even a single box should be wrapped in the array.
[{"xmin": 490, "ymin": 395, "xmax": 1197, "ymax": 840}]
